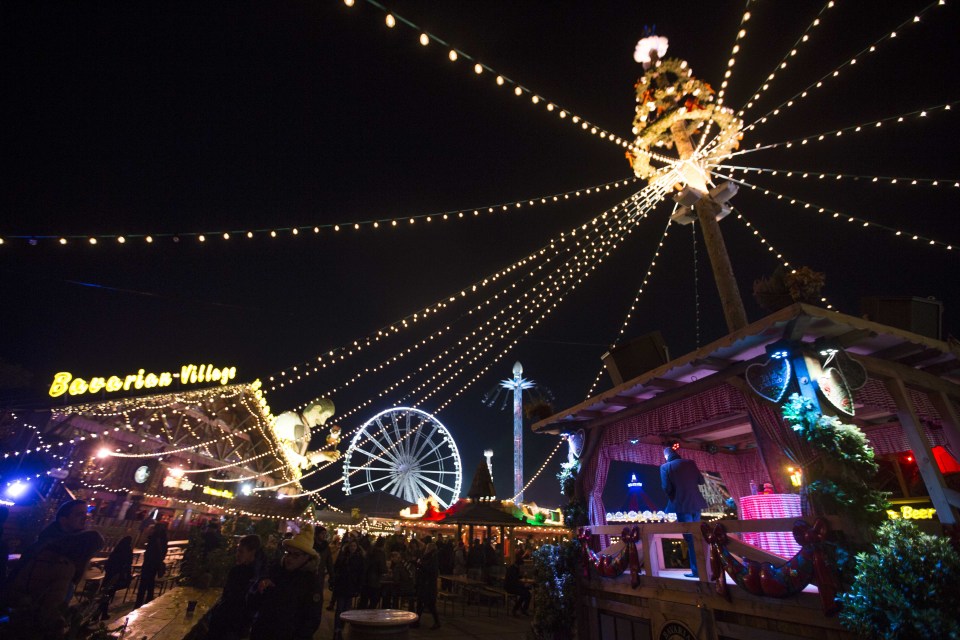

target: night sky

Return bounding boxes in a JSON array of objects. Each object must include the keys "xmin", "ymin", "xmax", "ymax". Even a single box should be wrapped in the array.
[{"xmin": 2, "ymin": 1, "xmax": 959, "ymax": 507}]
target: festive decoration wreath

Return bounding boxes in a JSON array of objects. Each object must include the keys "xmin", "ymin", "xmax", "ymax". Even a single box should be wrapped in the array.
[{"xmin": 627, "ymin": 53, "xmax": 742, "ymax": 181}]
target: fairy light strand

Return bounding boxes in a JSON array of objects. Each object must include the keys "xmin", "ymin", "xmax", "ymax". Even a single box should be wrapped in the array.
[
  {"xmin": 737, "ymin": 0, "xmax": 836, "ymax": 117},
  {"xmin": 716, "ymin": 1, "xmax": 754, "ymax": 105},
  {"xmin": 744, "ymin": 0, "xmax": 945, "ymax": 132},
  {"xmin": 717, "ymin": 164, "xmax": 959, "ymax": 188},
  {"xmin": 730, "ymin": 207, "xmax": 834, "ymax": 310},
  {"xmin": 723, "ymin": 101, "xmax": 956, "ymax": 159},
  {"xmin": 718, "ymin": 173, "xmax": 957, "ymax": 252},
  {"xmin": 0, "ymin": 175, "xmax": 636, "ymax": 248}
]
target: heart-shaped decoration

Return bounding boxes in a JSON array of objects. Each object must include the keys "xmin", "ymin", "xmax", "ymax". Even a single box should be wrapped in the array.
[
  {"xmin": 745, "ymin": 358, "xmax": 792, "ymax": 403},
  {"xmin": 818, "ymin": 367, "xmax": 855, "ymax": 416},
  {"xmin": 827, "ymin": 349, "xmax": 867, "ymax": 390}
]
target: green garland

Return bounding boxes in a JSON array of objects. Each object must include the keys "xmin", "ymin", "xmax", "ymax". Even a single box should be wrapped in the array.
[
  {"xmin": 781, "ymin": 393, "xmax": 889, "ymax": 528},
  {"xmin": 531, "ymin": 540, "xmax": 581, "ymax": 640}
]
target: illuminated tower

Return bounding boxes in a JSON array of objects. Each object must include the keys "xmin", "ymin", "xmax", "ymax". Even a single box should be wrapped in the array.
[
  {"xmin": 483, "ymin": 449, "xmax": 494, "ymax": 484},
  {"xmin": 500, "ymin": 361, "xmax": 534, "ymax": 503}
]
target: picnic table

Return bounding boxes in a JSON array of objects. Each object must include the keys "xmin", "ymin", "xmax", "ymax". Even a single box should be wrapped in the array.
[{"xmin": 340, "ymin": 609, "xmax": 418, "ymax": 640}]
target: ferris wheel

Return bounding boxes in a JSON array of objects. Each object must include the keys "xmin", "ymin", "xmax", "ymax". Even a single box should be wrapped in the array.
[{"xmin": 342, "ymin": 407, "xmax": 462, "ymax": 509}]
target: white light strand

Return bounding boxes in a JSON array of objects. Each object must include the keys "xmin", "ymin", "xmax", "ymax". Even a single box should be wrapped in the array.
[
  {"xmin": 744, "ymin": 0, "xmax": 945, "ymax": 132},
  {"xmin": 737, "ymin": 0, "xmax": 836, "ymax": 117},
  {"xmin": 349, "ymin": 0, "xmax": 651, "ymax": 159},
  {"xmin": 716, "ymin": 2, "xmax": 755, "ymax": 104},
  {"xmin": 717, "ymin": 164, "xmax": 959, "ymax": 188},
  {"xmin": 730, "ymin": 207, "xmax": 834, "ymax": 310},
  {"xmin": 718, "ymin": 173, "xmax": 957, "ymax": 252},
  {"xmin": 722, "ymin": 102, "xmax": 955, "ymax": 159},
  {"xmin": 265, "ymin": 179, "xmax": 637, "ymax": 393},
  {"xmin": 583, "ymin": 213, "xmax": 675, "ymax": 398},
  {"xmin": 510, "ymin": 438, "xmax": 564, "ymax": 502},
  {"xmin": 0, "ymin": 175, "xmax": 637, "ymax": 248}
]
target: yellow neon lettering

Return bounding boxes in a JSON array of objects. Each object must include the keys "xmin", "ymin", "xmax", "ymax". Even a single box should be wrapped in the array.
[
  {"xmin": 211, "ymin": 367, "xmax": 221, "ymax": 382},
  {"xmin": 49, "ymin": 372, "xmax": 72, "ymax": 397},
  {"xmin": 158, "ymin": 372, "xmax": 173, "ymax": 387},
  {"xmin": 69, "ymin": 378, "xmax": 89, "ymax": 395},
  {"xmin": 88, "ymin": 377, "xmax": 106, "ymax": 393},
  {"xmin": 144, "ymin": 373, "xmax": 158, "ymax": 388},
  {"xmin": 181, "ymin": 365, "xmax": 194, "ymax": 384},
  {"xmin": 134, "ymin": 369, "xmax": 145, "ymax": 389},
  {"xmin": 106, "ymin": 376, "xmax": 123, "ymax": 392},
  {"xmin": 124, "ymin": 374, "xmax": 136, "ymax": 390}
]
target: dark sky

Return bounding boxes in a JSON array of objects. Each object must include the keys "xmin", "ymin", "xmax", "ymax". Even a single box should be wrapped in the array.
[{"xmin": 2, "ymin": 1, "xmax": 959, "ymax": 506}]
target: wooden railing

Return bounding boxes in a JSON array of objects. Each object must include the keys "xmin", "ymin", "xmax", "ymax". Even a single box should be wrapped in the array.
[{"xmin": 584, "ymin": 516, "xmax": 843, "ymax": 584}]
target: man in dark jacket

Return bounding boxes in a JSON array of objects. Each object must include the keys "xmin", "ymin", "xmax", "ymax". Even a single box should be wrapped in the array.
[
  {"xmin": 312, "ymin": 526, "xmax": 334, "ymax": 608},
  {"xmin": 413, "ymin": 540, "xmax": 440, "ymax": 629},
  {"xmin": 249, "ymin": 524, "xmax": 324, "ymax": 640},
  {"xmin": 358, "ymin": 536, "xmax": 387, "ymax": 608},
  {"xmin": 331, "ymin": 534, "xmax": 365, "ymax": 640},
  {"xmin": 208, "ymin": 534, "xmax": 262, "ymax": 640},
  {"xmin": 660, "ymin": 446, "xmax": 708, "ymax": 577}
]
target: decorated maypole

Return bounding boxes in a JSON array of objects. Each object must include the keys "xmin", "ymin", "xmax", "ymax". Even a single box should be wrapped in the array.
[{"xmin": 628, "ymin": 33, "xmax": 748, "ymax": 333}]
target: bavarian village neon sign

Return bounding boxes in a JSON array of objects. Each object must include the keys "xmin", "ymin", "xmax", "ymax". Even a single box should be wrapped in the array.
[{"xmin": 49, "ymin": 363, "xmax": 238, "ymax": 398}]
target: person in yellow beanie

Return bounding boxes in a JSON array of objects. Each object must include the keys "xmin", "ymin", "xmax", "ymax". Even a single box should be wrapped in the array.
[{"xmin": 248, "ymin": 522, "xmax": 324, "ymax": 640}]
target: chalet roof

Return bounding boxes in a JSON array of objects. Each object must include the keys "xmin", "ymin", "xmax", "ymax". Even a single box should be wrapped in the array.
[
  {"xmin": 465, "ymin": 461, "xmax": 496, "ymax": 499},
  {"xmin": 533, "ymin": 303, "xmax": 960, "ymax": 436},
  {"xmin": 334, "ymin": 490, "xmax": 415, "ymax": 518},
  {"xmin": 441, "ymin": 499, "xmax": 526, "ymax": 526}
]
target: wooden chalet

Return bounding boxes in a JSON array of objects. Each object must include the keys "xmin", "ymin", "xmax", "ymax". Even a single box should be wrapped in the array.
[{"xmin": 533, "ymin": 303, "xmax": 960, "ymax": 640}]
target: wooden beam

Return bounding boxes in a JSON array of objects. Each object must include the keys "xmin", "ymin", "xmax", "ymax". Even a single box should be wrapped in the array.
[
  {"xmin": 646, "ymin": 377, "xmax": 684, "ymax": 390},
  {"xmin": 871, "ymin": 342, "xmax": 928, "ymax": 362},
  {"xmin": 886, "ymin": 378, "xmax": 958, "ymax": 524},
  {"xmin": 857, "ymin": 354, "xmax": 960, "ymax": 400},
  {"xmin": 928, "ymin": 392, "xmax": 960, "ymax": 482},
  {"xmin": 602, "ymin": 395, "xmax": 645, "ymax": 406},
  {"xmin": 898, "ymin": 348, "xmax": 949, "ymax": 367},
  {"xmin": 691, "ymin": 357, "xmax": 734, "ymax": 371}
]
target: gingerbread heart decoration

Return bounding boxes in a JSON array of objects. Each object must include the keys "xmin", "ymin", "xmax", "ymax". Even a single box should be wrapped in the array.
[
  {"xmin": 817, "ymin": 367, "xmax": 855, "ymax": 416},
  {"xmin": 826, "ymin": 349, "xmax": 867, "ymax": 390},
  {"xmin": 745, "ymin": 358, "xmax": 792, "ymax": 403}
]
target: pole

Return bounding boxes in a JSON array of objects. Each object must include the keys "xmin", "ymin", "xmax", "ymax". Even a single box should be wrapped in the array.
[
  {"xmin": 670, "ymin": 121, "xmax": 748, "ymax": 333},
  {"xmin": 513, "ymin": 365, "xmax": 524, "ymax": 503}
]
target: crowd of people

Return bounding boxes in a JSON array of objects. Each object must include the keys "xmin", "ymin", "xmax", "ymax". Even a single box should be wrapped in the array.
[{"xmin": 0, "ymin": 500, "xmax": 539, "ymax": 639}]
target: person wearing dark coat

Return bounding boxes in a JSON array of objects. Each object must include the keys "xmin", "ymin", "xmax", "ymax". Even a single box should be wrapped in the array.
[
  {"xmin": 413, "ymin": 539, "xmax": 440, "ymax": 629},
  {"xmin": 358, "ymin": 536, "xmax": 387, "ymax": 608},
  {"xmin": 313, "ymin": 526, "xmax": 334, "ymax": 608},
  {"xmin": 436, "ymin": 536, "xmax": 454, "ymax": 576},
  {"xmin": 98, "ymin": 536, "xmax": 133, "ymax": 620},
  {"xmin": 136, "ymin": 521, "xmax": 168, "ymax": 607},
  {"xmin": 249, "ymin": 525, "xmax": 324, "ymax": 640},
  {"xmin": 331, "ymin": 534, "xmax": 365, "ymax": 639},
  {"xmin": 466, "ymin": 538, "xmax": 483, "ymax": 581},
  {"xmin": 504, "ymin": 551, "xmax": 531, "ymax": 615},
  {"xmin": 660, "ymin": 446, "xmax": 708, "ymax": 577},
  {"xmin": 207, "ymin": 534, "xmax": 263, "ymax": 640}
]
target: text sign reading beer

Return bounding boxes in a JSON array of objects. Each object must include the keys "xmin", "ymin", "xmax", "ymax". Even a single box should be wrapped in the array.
[{"xmin": 49, "ymin": 363, "xmax": 237, "ymax": 398}]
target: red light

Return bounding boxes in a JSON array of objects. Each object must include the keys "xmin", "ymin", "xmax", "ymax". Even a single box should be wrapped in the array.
[{"xmin": 906, "ymin": 456, "xmax": 913, "ymax": 462}]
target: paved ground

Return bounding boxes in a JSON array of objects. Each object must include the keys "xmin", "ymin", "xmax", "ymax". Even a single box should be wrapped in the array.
[{"xmin": 104, "ymin": 586, "xmax": 534, "ymax": 639}]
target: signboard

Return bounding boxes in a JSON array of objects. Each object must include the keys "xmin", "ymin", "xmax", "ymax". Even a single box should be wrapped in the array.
[{"xmin": 49, "ymin": 363, "xmax": 237, "ymax": 398}]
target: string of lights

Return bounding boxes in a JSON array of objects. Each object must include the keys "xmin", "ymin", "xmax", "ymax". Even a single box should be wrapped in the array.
[
  {"xmin": 404, "ymin": 186, "xmax": 664, "ymax": 412},
  {"xmin": 427, "ymin": 181, "xmax": 675, "ymax": 415},
  {"xmin": 744, "ymin": 0, "xmax": 945, "ymax": 132},
  {"xmin": 737, "ymin": 0, "xmax": 835, "ymax": 117},
  {"xmin": 730, "ymin": 207, "xmax": 834, "ymax": 310},
  {"xmin": 283, "ymin": 168, "xmax": 677, "ymax": 424},
  {"xmin": 583, "ymin": 213, "xmax": 675, "ymax": 398},
  {"xmin": 344, "ymin": 0, "xmax": 663, "ymax": 161},
  {"xmin": 265, "ymin": 180, "xmax": 636, "ymax": 393},
  {"xmin": 717, "ymin": 164, "xmax": 959, "ymax": 188},
  {"xmin": 692, "ymin": 222, "xmax": 701, "ymax": 349},
  {"xmin": 722, "ymin": 101, "xmax": 956, "ymax": 159},
  {"xmin": 401, "ymin": 179, "xmax": 673, "ymax": 412},
  {"xmin": 0, "ymin": 175, "xmax": 637, "ymax": 248},
  {"xmin": 717, "ymin": 173, "xmax": 957, "ymax": 252},
  {"xmin": 510, "ymin": 438, "xmax": 564, "ymax": 502},
  {"xmin": 716, "ymin": 2, "xmax": 754, "ymax": 105}
]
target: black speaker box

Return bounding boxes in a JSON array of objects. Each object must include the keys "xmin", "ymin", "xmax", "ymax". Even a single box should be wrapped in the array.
[
  {"xmin": 860, "ymin": 296, "xmax": 943, "ymax": 340},
  {"xmin": 601, "ymin": 331, "xmax": 670, "ymax": 386}
]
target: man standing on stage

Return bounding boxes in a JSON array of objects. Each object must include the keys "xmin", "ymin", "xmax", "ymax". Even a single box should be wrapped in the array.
[{"xmin": 661, "ymin": 445, "xmax": 707, "ymax": 578}]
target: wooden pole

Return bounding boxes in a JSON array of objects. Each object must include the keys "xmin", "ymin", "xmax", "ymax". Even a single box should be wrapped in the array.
[{"xmin": 670, "ymin": 121, "xmax": 748, "ymax": 333}]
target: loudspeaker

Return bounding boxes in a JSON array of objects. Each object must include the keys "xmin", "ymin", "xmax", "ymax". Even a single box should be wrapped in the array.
[
  {"xmin": 601, "ymin": 331, "xmax": 670, "ymax": 386},
  {"xmin": 860, "ymin": 296, "xmax": 943, "ymax": 340}
]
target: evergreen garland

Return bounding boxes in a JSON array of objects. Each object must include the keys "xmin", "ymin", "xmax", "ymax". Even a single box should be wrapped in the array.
[
  {"xmin": 531, "ymin": 540, "xmax": 581, "ymax": 640},
  {"xmin": 781, "ymin": 393, "xmax": 889, "ymax": 528}
]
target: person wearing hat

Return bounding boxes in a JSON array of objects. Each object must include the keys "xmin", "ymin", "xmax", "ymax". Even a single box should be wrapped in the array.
[{"xmin": 248, "ymin": 523, "xmax": 324, "ymax": 640}]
